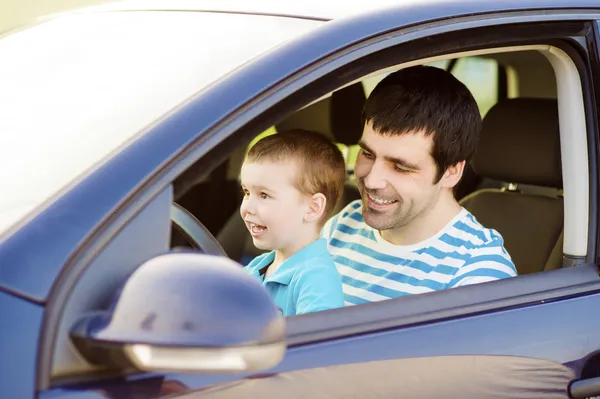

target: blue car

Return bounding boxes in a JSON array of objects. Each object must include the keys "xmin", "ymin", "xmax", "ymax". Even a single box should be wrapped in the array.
[{"xmin": 2, "ymin": 0, "xmax": 600, "ymax": 397}]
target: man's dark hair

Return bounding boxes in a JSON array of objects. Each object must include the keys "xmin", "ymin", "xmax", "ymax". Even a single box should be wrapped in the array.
[{"xmin": 362, "ymin": 65, "xmax": 481, "ymax": 182}]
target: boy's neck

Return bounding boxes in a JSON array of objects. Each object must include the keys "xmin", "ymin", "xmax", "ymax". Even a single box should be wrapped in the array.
[{"xmin": 267, "ymin": 227, "xmax": 320, "ymax": 276}]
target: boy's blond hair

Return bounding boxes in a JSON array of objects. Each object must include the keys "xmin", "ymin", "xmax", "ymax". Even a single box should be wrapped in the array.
[{"xmin": 245, "ymin": 130, "xmax": 346, "ymax": 223}]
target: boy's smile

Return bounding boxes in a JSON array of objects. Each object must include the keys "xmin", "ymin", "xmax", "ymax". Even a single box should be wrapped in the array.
[{"xmin": 248, "ymin": 222, "xmax": 267, "ymax": 237}]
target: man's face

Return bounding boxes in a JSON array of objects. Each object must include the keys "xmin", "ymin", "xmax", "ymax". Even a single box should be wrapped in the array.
[{"xmin": 354, "ymin": 122, "xmax": 443, "ymax": 232}]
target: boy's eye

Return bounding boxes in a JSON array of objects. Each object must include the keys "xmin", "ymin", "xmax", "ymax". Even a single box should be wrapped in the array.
[
  {"xmin": 260, "ymin": 192, "xmax": 269, "ymax": 199},
  {"xmin": 242, "ymin": 188, "xmax": 249, "ymax": 196}
]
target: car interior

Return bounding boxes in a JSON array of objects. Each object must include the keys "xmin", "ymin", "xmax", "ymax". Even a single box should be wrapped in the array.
[{"xmin": 172, "ymin": 49, "xmax": 567, "ymax": 277}]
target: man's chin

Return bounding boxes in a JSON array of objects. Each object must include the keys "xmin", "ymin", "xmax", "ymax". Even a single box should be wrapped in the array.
[{"xmin": 363, "ymin": 208, "xmax": 395, "ymax": 231}]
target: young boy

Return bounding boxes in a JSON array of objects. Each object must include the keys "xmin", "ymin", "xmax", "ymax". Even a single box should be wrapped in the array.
[{"xmin": 240, "ymin": 129, "xmax": 346, "ymax": 316}]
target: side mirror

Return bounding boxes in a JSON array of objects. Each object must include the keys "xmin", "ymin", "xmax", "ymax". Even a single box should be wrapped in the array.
[{"xmin": 69, "ymin": 253, "xmax": 285, "ymax": 373}]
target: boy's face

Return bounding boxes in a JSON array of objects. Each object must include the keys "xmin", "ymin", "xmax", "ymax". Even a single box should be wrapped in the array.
[
  {"xmin": 354, "ymin": 122, "xmax": 446, "ymax": 231},
  {"xmin": 240, "ymin": 160, "xmax": 310, "ymax": 252}
]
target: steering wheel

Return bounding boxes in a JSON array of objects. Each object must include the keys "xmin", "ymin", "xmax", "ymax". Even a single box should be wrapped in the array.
[{"xmin": 170, "ymin": 202, "xmax": 227, "ymax": 257}]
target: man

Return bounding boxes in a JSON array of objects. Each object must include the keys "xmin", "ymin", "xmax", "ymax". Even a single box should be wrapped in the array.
[{"xmin": 322, "ymin": 65, "xmax": 517, "ymax": 305}]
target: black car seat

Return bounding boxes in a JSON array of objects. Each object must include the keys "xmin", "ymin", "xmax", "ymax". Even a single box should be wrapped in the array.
[
  {"xmin": 459, "ymin": 98, "xmax": 563, "ymax": 275},
  {"xmin": 174, "ymin": 157, "xmax": 242, "ymax": 237}
]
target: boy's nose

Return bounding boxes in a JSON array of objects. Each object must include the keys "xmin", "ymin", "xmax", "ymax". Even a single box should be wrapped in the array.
[{"xmin": 240, "ymin": 198, "xmax": 256, "ymax": 216}]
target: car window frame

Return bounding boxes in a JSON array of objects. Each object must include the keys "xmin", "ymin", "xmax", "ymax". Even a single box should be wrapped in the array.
[{"xmin": 40, "ymin": 10, "xmax": 600, "ymax": 390}]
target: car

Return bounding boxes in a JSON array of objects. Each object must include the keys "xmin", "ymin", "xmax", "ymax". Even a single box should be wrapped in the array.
[{"xmin": 2, "ymin": 0, "xmax": 600, "ymax": 397}]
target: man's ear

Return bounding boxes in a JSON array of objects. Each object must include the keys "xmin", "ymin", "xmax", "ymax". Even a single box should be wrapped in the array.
[
  {"xmin": 440, "ymin": 160, "xmax": 466, "ymax": 189},
  {"xmin": 305, "ymin": 193, "xmax": 327, "ymax": 223}
]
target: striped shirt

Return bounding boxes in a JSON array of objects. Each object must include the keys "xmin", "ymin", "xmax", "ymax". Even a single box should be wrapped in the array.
[{"xmin": 322, "ymin": 200, "xmax": 517, "ymax": 306}]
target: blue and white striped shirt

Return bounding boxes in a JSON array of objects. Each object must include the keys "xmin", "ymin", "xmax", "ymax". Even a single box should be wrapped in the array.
[{"xmin": 322, "ymin": 200, "xmax": 517, "ymax": 305}]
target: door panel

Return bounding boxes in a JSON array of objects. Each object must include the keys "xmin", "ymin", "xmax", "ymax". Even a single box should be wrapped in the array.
[
  {"xmin": 175, "ymin": 355, "xmax": 573, "ymax": 399},
  {"xmin": 0, "ymin": 291, "xmax": 44, "ymax": 399},
  {"xmin": 46, "ymin": 290, "xmax": 600, "ymax": 398}
]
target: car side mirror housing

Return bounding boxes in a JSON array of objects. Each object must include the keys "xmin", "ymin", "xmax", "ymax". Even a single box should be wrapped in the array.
[{"xmin": 69, "ymin": 253, "xmax": 285, "ymax": 373}]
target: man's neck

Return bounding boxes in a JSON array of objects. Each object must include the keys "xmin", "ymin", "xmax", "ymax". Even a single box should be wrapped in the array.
[{"xmin": 380, "ymin": 193, "xmax": 462, "ymax": 246}]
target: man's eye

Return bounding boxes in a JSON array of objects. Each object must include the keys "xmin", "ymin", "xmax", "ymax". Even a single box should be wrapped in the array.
[
  {"xmin": 394, "ymin": 165, "xmax": 410, "ymax": 173},
  {"xmin": 260, "ymin": 192, "xmax": 268, "ymax": 199},
  {"xmin": 360, "ymin": 149, "xmax": 374, "ymax": 159},
  {"xmin": 242, "ymin": 188, "xmax": 249, "ymax": 196}
]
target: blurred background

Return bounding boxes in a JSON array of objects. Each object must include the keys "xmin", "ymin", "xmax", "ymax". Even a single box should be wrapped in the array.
[{"xmin": 0, "ymin": 0, "xmax": 108, "ymax": 33}]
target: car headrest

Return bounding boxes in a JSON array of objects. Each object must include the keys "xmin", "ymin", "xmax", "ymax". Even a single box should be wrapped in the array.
[
  {"xmin": 472, "ymin": 98, "xmax": 562, "ymax": 188},
  {"xmin": 330, "ymin": 83, "xmax": 366, "ymax": 145},
  {"xmin": 275, "ymin": 83, "xmax": 366, "ymax": 145}
]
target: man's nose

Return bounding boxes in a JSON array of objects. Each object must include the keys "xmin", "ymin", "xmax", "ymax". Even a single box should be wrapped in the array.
[{"xmin": 363, "ymin": 160, "xmax": 387, "ymax": 190}]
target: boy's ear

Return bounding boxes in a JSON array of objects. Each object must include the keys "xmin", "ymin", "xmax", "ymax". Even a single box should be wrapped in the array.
[{"xmin": 305, "ymin": 193, "xmax": 327, "ymax": 223}]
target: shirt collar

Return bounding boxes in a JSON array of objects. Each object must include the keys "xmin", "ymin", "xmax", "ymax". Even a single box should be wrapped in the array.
[{"xmin": 254, "ymin": 238, "xmax": 328, "ymax": 286}]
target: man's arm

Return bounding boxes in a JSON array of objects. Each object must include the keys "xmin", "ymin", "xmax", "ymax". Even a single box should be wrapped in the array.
[{"xmin": 448, "ymin": 238, "xmax": 517, "ymax": 288}]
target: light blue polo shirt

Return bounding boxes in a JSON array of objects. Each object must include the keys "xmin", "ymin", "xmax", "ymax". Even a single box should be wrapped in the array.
[{"xmin": 244, "ymin": 238, "xmax": 344, "ymax": 316}]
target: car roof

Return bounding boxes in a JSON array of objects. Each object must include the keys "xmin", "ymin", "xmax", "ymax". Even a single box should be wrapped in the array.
[
  {"xmin": 63, "ymin": 0, "xmax": 414, "ymax": 21},
  {"xmin": 61, "ymin": 0, "xmax": 600, "ymax": 23}
]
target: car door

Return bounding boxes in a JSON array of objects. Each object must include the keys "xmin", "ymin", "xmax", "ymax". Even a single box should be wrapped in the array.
[{"xmin": 34, "ymin": 3, "xmax": 600, "ymax": 399}]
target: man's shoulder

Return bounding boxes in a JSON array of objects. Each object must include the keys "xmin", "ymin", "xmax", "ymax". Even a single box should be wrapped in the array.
[
  {"xmin": 446, "ymin": 209, "xmax": 508, "ymax": 248},
  {"xmin": 420, "ymin": 209, "xmax": 517, "ymax": 287},
  {"xmin": 448, "ymin": 209, "xmax": 515, "ymax": 267}
]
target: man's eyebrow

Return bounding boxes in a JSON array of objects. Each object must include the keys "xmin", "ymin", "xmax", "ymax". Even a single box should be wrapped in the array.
[
  {"xmin": 385, "ymin": 155, "xmax": 420, "ymax": 170},
  {"xmin": 357, "ymin": 140, "xmax": 372, "ymax": 154},
  {"xmin": 358, "ymin": 140, "xmax": 420, "ymax": 170}
]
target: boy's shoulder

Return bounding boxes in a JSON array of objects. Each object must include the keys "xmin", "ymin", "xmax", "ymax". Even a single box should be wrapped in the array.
[
  {"xmin": 292, "ymin": 239, "xmax": 339, "ymax": 275},
  {"xmin": 297, "ymin": 249, "xmax": 335, "ymax": 270}
]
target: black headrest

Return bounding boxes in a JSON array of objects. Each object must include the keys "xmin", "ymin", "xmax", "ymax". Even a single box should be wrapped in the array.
[
  {"xmin": 472, "ymin": 98, "xmax": 562, "ymax": 188},
  {"xmin": 330, "ymin": 83, "xmax": 366, "ymax": 145}
]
